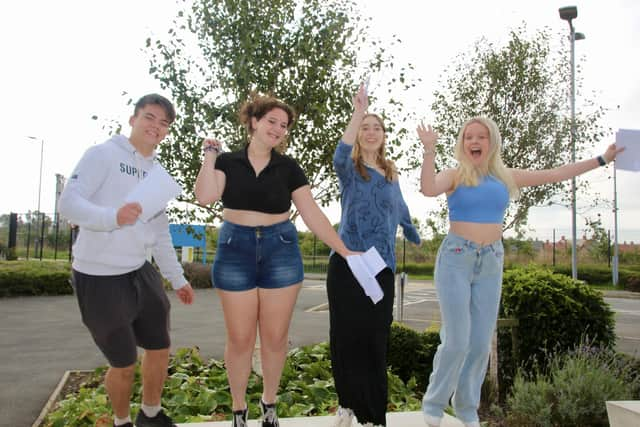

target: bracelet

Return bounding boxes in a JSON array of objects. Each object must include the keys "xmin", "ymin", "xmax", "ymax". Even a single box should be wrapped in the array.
[
  {"xmin": 423, "ymin": 148, "xmax": 435, "ymax": 156},
  {"xmin": 203, "ymin": 145, "xmax": 220, "ymax": 154},
  {"xmin": 596, "ymin": 155, "xmax": 606, "ymax": 166}
]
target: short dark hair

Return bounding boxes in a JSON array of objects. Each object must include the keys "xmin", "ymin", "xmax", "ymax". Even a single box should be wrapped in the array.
[{"xmin": 133, "ymin": 94, "xmax": 176, "ymax": 123}]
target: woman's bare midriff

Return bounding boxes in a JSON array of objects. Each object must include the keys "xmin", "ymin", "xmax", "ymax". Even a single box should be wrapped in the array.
[
  {"xmin": 223, "ymin": 208, "xmax": 290, "ymax": 227},
  {"xmin": 449, "ymin": 221, "xmax": 503, "ymax": 246}
]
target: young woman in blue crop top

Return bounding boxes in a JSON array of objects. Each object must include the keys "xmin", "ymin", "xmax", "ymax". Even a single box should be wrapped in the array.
[
  {"xmin": 327, "ymin": 85, "xmax": 421, "ymax": 427},
  {"xmin": 416, "ymin": 117, "xmax": 624, "ymax": 427},
  {"xmin": 194, "ymin": 94, "xmax": 356, "ymax": 427}
]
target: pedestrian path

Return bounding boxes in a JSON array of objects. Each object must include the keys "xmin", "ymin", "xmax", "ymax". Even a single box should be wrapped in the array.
[{"xmin": 176, "ymin": 411, "xmax": 464, "ymax": 426}]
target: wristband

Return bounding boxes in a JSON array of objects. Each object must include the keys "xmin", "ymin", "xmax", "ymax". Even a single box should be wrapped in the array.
[
  {"xmin": 203, "ymin": 145, "xmax": 220, "ymax": 154},
  {"xmin": 596, "ymin": 155, "xmax": 606, "ymax": 166},
  {"xmin": 423, "ymin": 148, "xmax": 435, "ymax": 156}
]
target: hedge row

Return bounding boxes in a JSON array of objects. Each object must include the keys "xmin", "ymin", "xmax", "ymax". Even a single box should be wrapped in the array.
[{"xmin": 2, "ymin": 260, "xmax": 639, "ymax": 297}]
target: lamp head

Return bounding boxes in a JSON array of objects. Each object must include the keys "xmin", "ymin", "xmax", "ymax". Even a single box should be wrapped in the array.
[{"xmin": 559, "ymin": 6, "xmax": 578, "ymax": 21}]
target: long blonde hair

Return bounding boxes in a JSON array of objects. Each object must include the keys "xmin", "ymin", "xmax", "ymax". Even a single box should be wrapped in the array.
[
  {"xmin": 453, "ymin": 117, "xmax": 519, "ymax": 198},
  {"xmin": 352, "ymin": 114, "xmax": 397, "ymax": 182}
]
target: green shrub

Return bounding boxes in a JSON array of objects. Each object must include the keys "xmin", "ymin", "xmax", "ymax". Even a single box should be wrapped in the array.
[
  {"xmin": 45, "ymin": 343, "xmax": 421, "ymax": 426},
  {"xmin": 626, "ymin": 276, "xmax": 640, "ymax": 292},
  {"xmin": 500, "ymin": 266, "xmax": 615, "ymax": 371},
  {"xmin": 395, "ymin": 262, "xmax": 434, "ymax": 276},
  {"xmin": 506, "ymin": 345, "xmax": 638, "ymax": 426},
  {"xmin": 387, "ymin": 322, "xmax": 439, "ymax": 392},
  {"xmin": 182, "ymin": 262, "xmax": 212, "ymax": 289},
  {"xmin": 0, "ymin": 260, "xmax": 72, "ymax": 297},
  {"xmin": 550, "ymin": 264, "xmax": 637, "ymax": 287}
]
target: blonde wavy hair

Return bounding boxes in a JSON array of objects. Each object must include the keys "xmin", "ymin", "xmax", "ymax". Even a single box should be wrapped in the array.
[
  {"xmin": 352, "ymin": 114, "xmax": 398, "ymax": 182},
  {"xmin": 453, "ymin": 117, "xmax": 519, "ymax": 198}
]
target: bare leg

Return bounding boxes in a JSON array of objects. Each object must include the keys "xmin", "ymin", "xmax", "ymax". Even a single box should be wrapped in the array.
[
  {"xmin": 218, "ymin": 288, "xmax": 259, "ymax": 411},
  {"xmin": 258, "ymin": 284, "xmax": 301, "ymax": 403},
  {"xmin": 105, "ymin": 364, "xmax": 136, "ymax": 418},
  {"xmin": 141, "ymin": 348, "xmax": 170, "ymax": 405}
]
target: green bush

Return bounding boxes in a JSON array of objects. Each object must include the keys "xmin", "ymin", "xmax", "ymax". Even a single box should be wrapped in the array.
[
  {"xmin": 45, "ymin": 343, "xmax": 421, "ymax": 426},
  {"xmin": 626, "ymin": 276, "xmax": 640, "ymax": 292},
  {"xmin": 500, "ymin": 266, "xmax": 615, "ymax": 371},
  {"xmin": 182, "ymin": 262, "xmax": 212, "ymax": 289},
  {"xmin": 506, "ymin": 345, "xmax": 638, "ymax": 426},
  {"xmin": 0, "ymin": 260, "xmax": 72, "ymax": 297},
  {"xmin": 550, "ymin": 264, "xmax": 638, "ymax": 287},
  {"xmin": 387, "ymin": 322, "xmax": 439, "ymax": 392}
]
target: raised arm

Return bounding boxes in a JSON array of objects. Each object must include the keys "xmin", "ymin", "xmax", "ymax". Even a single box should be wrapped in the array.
[
  {"xmin": 417, "ymin": 122, "xmax": 455, "ymax": 197},
  {"xmin": 194, "ymin": 138, "xmax": 226, "ymax": 205},
  {"xmin": 341, "ymin": 84, "xmax": 369, "ymax": 145},
  {"xmin": 291, "ymin": 185, "xmax": 354, "ymax": 258},
  {"xmin": 511, "ymin": 143, "xmax": 624, "ymax": 188}
]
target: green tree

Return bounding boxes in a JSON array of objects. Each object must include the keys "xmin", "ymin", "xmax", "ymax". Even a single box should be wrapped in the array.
[
  {"xmin": 430, "ymin": 26, "xmax": 607, "ymax": 234},
  {"xmin": 145, "ymin": 0, "xmax": 420, "ymax": 223},
  {"xmin": 584, "ymin": 214, "xmax": 610, "ymax": 262}
]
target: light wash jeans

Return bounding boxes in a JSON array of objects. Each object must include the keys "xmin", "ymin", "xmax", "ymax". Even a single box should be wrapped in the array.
[{"xmin": 422, "ymin": 232, "xmax": 504, "ymax": 424}]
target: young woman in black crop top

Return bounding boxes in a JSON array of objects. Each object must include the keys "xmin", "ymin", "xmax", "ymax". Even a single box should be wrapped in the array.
[
  {"xmin": 416, "ymin": 117, "xmax": 624, "ymax": 427},
  {"xmin": 194, "ymin": 94, "xmax": 356, "ymax": 427}
]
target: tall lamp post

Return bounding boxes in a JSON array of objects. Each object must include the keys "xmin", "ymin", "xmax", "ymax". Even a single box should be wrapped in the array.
[
  {"xmin": 27, "ymin": 136, "xmax": 45, "ymax": 259},
  {"xmin": 26, "ymin": 136, "xmax": 44, "ymax": 215},
  {"xmin": 559, "ymin": 6, "xmax": 585, "ymax": 280}
]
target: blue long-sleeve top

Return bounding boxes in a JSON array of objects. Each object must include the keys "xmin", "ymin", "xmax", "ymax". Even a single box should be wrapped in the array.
[{"xmin": 334, "ymin": 140, "xmax": 421, "ymax": 272}]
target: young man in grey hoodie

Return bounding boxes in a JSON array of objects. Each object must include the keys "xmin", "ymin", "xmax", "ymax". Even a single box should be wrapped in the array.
[{"xmin": 59, "ymin": 94, "xmax": 195, "ymax": 427}]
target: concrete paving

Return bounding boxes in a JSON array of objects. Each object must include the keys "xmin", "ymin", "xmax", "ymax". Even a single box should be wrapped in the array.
[
  {"xmin": 176, "ymin": 411, "xmax": 464, "ymax": 426},
  {"xmin": 1, "ymin": 275, "xmax": 638, "ymax": 427}
]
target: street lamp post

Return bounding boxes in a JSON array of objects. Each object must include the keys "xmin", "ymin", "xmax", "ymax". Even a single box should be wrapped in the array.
[
  {"xmin": 559, "ymin": 6, "xmax": 585, "ymax": 280},
  {"xmin": 27, "ymin": 136, "xmax": 44, "ymax": 215},
  {"xmin": 27, "ymin": 136, "xmax": 45, "ymax": 260}
]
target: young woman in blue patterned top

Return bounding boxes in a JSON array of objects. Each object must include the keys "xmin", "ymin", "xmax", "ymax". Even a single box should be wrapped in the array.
[
  {"xmin": 327, "ymin": 85, "xmax": 421, "ymax": 427},
  {"xmin": 417, "ymin": 117, "xmax": 623, "ymax": 427}
]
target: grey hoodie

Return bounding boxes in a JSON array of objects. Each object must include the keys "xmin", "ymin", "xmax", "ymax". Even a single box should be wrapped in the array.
[{"xmin": 59, "ymin": 134, "xmax": 187, "ymax": 289}]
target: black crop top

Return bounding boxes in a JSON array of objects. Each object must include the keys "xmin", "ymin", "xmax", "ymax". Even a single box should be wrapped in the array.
[{"xmin": 214, "ymin": 146, "xmax": 309, "ymax": 214}]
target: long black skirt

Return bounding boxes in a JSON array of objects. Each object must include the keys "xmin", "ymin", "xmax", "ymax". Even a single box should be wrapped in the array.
[{"xmin": 326, "ymin": 253, "xmax": 394, "ymax": 426}]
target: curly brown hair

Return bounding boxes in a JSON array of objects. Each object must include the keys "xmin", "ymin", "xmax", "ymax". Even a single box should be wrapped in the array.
[{"xmin": 239, "ymin": 93, "xmax": 296, "ymax": 153}]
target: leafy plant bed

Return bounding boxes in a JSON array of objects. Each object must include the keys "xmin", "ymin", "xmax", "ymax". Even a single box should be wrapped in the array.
[{"xmin": 41, "ymin": 343, "xmax": 422, "ymax": 426}]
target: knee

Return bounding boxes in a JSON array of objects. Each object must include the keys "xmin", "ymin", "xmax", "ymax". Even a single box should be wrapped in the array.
[
  {"xmin": 227, "ymin": 333, "xmax": 256, "ymax": 354},
  {"xmin": 109, "ymin": 365, "xmax": 136, "ymax": 381},
  {"xmin": 440, "ymin": 335, "xmax": 470, "ymax": 356},
  {"xmin": 260, "ymin": 330, "xmax": 289, "ymax": 353}
]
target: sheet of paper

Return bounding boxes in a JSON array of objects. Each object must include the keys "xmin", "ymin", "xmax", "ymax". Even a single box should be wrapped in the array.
[
  {"xmin": 346, "ymin": 247, "xmax": 388, "ymax": 304},
  {"xmin": 125, "ymin": 164, "xmax": 182, "ymax": 223},
  {"xmin": 615, "ymin": 129, "xmax": 640, "ymax": 172}
]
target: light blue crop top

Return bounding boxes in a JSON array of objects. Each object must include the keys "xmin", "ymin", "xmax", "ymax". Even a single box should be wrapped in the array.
[{"xmin": 448, "ymin": 175, "xmax": 509, "ymax": 224}]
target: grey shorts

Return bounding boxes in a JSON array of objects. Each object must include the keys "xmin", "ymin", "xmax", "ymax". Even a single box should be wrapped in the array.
[{"xmin": 72, "ymin": 262, "xmax": 171, "ymax": 367}]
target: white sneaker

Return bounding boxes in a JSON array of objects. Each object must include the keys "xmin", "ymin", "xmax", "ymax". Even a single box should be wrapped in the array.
[
  {"xmin": 464, "ymin": 423, "xmax": 481, "ymax": 427},
  {"xmin": 423, "ymin": 413, "xmax": 441, "ymax": 427},
  {"xmin": 331, "ymin": 407, "xmax": 354, "ymax": 427}
]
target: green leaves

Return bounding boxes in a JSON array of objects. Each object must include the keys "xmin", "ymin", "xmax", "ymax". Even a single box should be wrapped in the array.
[
  {"xmin": 44, "ymin": 343, "xmax": 423, "ymax": 426},
  {"xmin": 144, "ymin": 0, "xmax": 420, "ymax": 223},
  {"xmin": 431, "ymin": 25, "xmax": 608, "ymax": 234}
]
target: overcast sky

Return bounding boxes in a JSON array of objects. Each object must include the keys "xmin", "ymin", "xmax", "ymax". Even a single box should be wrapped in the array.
[{"xmin": 1, "ymin": 0, "xmax": 638, "ymax": 242}]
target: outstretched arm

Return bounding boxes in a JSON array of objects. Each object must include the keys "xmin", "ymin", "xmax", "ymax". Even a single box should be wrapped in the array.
[
  {"xmin": 341, "ymin": 84, "xmax": 368, "ymax": 146},
  {"xmin": 417, "ymin": 122, "xmax": 455, "ymax": 197},
  {"xmin": 291, "ymin": 185, "xmax": 355, "ymax": 258},
  {"xmin": 511, "ymin": 143, "xmax": 624, "ymax": 188}
]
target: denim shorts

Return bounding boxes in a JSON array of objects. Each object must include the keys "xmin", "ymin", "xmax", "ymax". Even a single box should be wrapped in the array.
[{"xmin": 212, "ymin": 220, "xmax": 304, "ymax": 291}]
